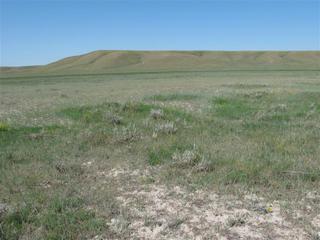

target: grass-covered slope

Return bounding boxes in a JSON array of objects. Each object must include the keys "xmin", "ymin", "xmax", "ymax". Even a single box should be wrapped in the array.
[{"xmin": 1, "ymin": 51, "xmax": 320, "ymax": 77}]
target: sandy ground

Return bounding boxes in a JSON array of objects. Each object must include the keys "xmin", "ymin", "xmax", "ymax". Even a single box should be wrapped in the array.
[{"xmin": 85, "ymin": 165, "xmax": 320, "ymax": 240}]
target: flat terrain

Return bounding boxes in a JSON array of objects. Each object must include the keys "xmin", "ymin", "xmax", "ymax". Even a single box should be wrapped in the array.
[{"xmin": 0, "ymin": 51, "xmax": 320, "ymax": 239}]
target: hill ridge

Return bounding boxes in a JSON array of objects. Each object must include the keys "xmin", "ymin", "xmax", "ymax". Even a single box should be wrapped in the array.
[{"xmin": 1, "ymin": 50, "xmax": 319, "ymax": 77}]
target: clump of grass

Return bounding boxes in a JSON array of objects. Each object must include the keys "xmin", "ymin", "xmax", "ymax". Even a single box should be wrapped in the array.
[
  {"xmin": 113, "ymin": 124, "xmax": 140, "ymax": 143},
  {"xmin": 106, "ymin": 111, "xmax": 123, "ymax": 125},
  {"xmin": 147, "ymin": 143, "xmax": 193, "ymax": 166},
  {"xmin": 244, "ymin": 91, "xmax": 270, "ymax": 99},
  {"xmin": 167, "ymin": 218, "xmax": 185, "ymax": 230},
  {"xmin": 55, "ymin": 162, "xmax": 84, "ymax": 176},
  {"xmin": 154, "ymin": 121, "xmax": 177, "ymax": 135},
  {"xmin": 172, "ymin": 146, "xmax": 203, "ymax": 167},
  {"xmin": 148, "ymin": 147, "xmax": 173, "ymax": 166},
  {"xmin": 211, "ymin": 97, "xmax": 255, "ymax": 120},
  {"xmin": 0, "ymin": 122, "xmax": 9, "ymax": 131},
  {"xmin": 254, "ymin": 103, "xmax": 289, "ymax": 122},
  {"xmin": 195, "ymin": 158, "xmax": 215, "ymax": 173},
  {"xmin": 40, "ymin": 197, "xmax": 104, "ymax": 239},
  {"xmin": 0, "ymin": 203, "xmax": 10, "ymax": 218},
  {"xmin": 27, "ymin": 130, "xmax": 45, "ymax": 140},
  {"xmin": 149, "ymin": 109, "xmax": 164, "ymax": 119},
  {"xmin": 121, "ymin": 102, "xmax": 152, "ymax": 114},
  {"xmin": 145, "ymin": 93, "xmax": 199, "ymax": 102},
  {"xmin": 227, "ymin": 212, "xmax": 247, "ymax": 227},
  {"xmin": 272, "ymin": 103, "xmax": 288, "ymax": 112},
  {"xmin": 84, "ymin": 129, "xmax": 111, "ymax": 146},
  {"xmin": 59, "ymin": 106, "xmax": 104, "ymax": 123},
  {"xmin": 164, "ymin": 107, "xmax": 195, "ymax": 123},
  {"xmin": 0, "ymin": 203, "xmax": 35, "ymax": 239},
  {"xmin": 1, "ymin": 196, "xmax": 104, "ymax": 240},
  {"xmin": 305, "ymin": 102, "xmax": 318, "ymax": 119},
  {"xmin": 313, "ymin": 232, "xmax": 320, "ymax": 240},
  {"xmin": 108, "ymin": 214, "xmax": 129, "ymax": 235}
]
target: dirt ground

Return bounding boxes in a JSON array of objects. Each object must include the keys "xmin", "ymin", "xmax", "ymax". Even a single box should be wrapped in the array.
[{"xmin": 86, "ymin": 165, "xmax": 320, "ymax": 240}]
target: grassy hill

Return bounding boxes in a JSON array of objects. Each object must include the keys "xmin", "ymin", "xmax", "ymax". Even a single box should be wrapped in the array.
[{"xmin": 1, "ymin": 50, "xmax": 320, "ymax": 77}]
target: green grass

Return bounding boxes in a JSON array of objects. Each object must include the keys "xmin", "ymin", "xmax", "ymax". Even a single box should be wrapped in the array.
[
  {"xmin": 147, "ymin": 143, "xmax": 194, "ymax": 166},
  {"xmin": 146, "ymin": 91, "xmax": 320, "ymax": 189},
  {"xmin": 1, "ymin": 196, "xmax": 105, "ymax": 240},
  {"xmin": 0, "ymin": 123, "xmax": 9, "ymax": 132},
  {"xmin": 211, "ymin": 96, "xmax": 255, "ymax": 119},
  {"xmin": 144, "ymin": 93, "xmax": 200, "ymax": 102},
  {"xmin": 1, "ymin": 69, "xmax": 320, "ymax": 238}
]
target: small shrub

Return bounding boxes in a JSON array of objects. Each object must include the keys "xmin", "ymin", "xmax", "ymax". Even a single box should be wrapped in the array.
[
  {"xmin": 0, "ymin": 203, "xmax": 10, "ymax": 218},
  {"xmin": 305, "ymin": 102, "xmax": 317, "ymax": 119},
  {"xmin": 313, "ymin": 232, "xmax": 320, "ymax": 240},
  {"xmin": 106, "ymin": 112, "xmax": 123, "ymax": 125},
  {"xmin": 167, "ymin": 218, "xmax": 185, "ymax": 229},
  {"xmin": 227, "ymin": 212, "xmax": 247, "ymax": 227},
  {"xmin": 55, "ymin": 162, "xmax": 84, "ymax": 176},
  {"xmin": 150, "ymin": 109, "xmax": 164, "ymax": 119},
  {"xmin": 195, "ymin": 158, "xmax": 215, "ymax": 172},
  {"xmin": 108, "ymin": 215, "xmax": 129, "ymax": 234},
  {"xmin": 273, "ymin": 103, "xmax": 288, "ymax": 112},
  {"xmin": 172, "ymin": 146, "xmax": 203, "ymax": 167},
  {"xmin": 147, "ymin": 143, "xmax": 192, "ymax": 166},
  {"xmin": 113, "ymin": 124, "xmax": 140, "ymax": 143},
  {"xmin": 154, "ymin": 122, "xmax": 177, "ymax": 135}
]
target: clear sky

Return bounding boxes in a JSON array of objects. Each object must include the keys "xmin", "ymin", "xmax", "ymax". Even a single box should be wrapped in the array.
[{"xmin": 1, "ymin": 0, "xmax": 319, "ymax": 66}]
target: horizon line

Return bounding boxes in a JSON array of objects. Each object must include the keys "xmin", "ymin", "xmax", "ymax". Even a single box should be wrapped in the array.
[{"xmin": 1, "ymin": 49, "xmax": 320, "ymax": 68}]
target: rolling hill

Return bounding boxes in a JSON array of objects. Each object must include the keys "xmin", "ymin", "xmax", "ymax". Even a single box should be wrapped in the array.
[{"xmin": 1, "ymin": 51, "xmax": 320, "ymax": 77}]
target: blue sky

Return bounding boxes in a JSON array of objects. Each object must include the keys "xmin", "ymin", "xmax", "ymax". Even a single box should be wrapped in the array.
[{"xmin": 1, "ymin": 0, "xmax": 319, "ymax": 66}]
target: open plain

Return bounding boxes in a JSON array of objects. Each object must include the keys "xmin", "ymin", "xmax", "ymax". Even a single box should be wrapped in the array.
[{"xmin": 1, "ymin": 51, "xmax": 320, "ymax": 239}]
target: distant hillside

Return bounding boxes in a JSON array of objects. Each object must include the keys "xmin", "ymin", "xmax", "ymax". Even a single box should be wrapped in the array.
[{"xmin": 1, "ymin": 51, "xmax": 320, "ymax": 77}]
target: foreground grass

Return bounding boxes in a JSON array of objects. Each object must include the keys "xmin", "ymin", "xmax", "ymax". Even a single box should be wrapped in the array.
[{"xmin": 0, "ymin": 71, "xmax": 320, "ymax": 238}]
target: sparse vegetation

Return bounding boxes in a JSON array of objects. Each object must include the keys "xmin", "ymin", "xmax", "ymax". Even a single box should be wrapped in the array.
[
  {"xmin": 149, "ymin": 108, "xmax": 164, "ymax": 119},
  {"xmin": 171, "ymin": 147, "xmax": 203, "ymax": 167},
  {"xmin": 113, "ymin": 124, "xmax": 140, "ymax": 143},
  {"xmin": 1, "ymin": 67, "xmax": 319, "ymax": 238},
  {"xmin": 146, "ymin": 93, "xmax": 199, "ymax": 102},
  {"xmin": 227, "ymin": 213, "xmax": 247, "ymax": 227},
  {"xmin": 154, "ymin": 121, "xmax": 177, "ymax": 135},
  {"xmin": 106, "ymin": 112, "xmax": 123, "ymax": 125}
]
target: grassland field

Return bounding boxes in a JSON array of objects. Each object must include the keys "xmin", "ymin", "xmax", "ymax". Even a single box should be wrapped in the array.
[{"xmin": 0, "ymin": 52, "xmax": 320, "ymax": 239}]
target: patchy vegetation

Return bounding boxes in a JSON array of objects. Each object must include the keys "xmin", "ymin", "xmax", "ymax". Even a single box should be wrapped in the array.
[
  {"xmin": 1, "ymin": 196, "xmax": 105, "ymax": 240},
  {"xmin": 145, "ymin": 93, "xmax": 200, "ymax": 102},
  {"xmin": 1, "ymin": 70, "xmax": 320, "ymax": 239}
]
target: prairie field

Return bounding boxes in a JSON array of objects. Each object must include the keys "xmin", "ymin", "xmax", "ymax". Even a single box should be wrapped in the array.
[{"xmin": 0, "ymin": 52, "xmax": 320, "ymax": 239}]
